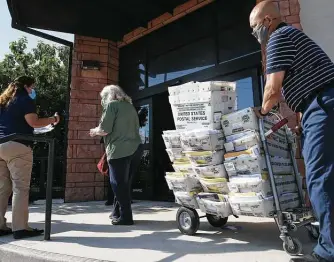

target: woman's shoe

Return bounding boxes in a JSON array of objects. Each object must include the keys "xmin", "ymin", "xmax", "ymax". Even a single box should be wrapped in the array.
[
  {"xmin": 111, "ymin": 218, "xmax": 134, "ymax": 226},
  {"xmin": 109, "ymin": 213, "xmax": 120, "ymax": 220},
  {"xmin": 13, "ymin": 228, "xmax": 44, "ymax": 239},
  {"xmin": 0, "ymin": 227, "xmax": 12, "ymax": 236}
]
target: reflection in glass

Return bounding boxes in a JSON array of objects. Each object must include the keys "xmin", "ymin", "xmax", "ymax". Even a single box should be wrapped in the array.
[
  {"xmin": 132, "ymin": 150, "xmax": 150, "ymax": 195},
  {"xmin": 138, "ymin": 63, "xmax": 146, "ymax": 91},
  {"xmin": 136, "ymin": 104, "xmax": 150, "ymax": 144},
  {"xmin": 235, "ymin": 77, "xmax": 254, "ymax": 110}
]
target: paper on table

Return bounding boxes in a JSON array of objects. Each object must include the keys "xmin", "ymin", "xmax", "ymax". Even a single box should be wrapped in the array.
[{"xmin": 34, "ymin": 124, "xmax": 55, "ymax": 134}]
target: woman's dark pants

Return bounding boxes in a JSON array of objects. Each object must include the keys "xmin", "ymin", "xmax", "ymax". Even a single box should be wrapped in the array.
[
  {"xmin": 302, "ymin": 85, "xmax": 334, "ymax": 261},
  {"xmin": 108, "ymin": 145, "xmax": 143, "ymax": 221}
]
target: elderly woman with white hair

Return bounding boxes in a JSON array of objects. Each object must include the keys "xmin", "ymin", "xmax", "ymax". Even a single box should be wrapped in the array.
[{"xmin": 90, "ymin": 85, "xmax": 141, "ymax": 226}]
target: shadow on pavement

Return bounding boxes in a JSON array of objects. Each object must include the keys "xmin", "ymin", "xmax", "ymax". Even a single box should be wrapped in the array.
[{"xmin": 13, "ymin": 219, "xmax": 314, "ymax": 262}]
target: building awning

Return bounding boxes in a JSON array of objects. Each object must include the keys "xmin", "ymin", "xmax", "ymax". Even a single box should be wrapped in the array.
[{"xmin": 7, "ymin": 0, "xmax": 188, "ymax": 42}]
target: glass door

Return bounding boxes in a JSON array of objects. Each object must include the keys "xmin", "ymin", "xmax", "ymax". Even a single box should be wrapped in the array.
[{"xmin": 132, "ymin": 97, "xmax": 154, "ymax": 200}]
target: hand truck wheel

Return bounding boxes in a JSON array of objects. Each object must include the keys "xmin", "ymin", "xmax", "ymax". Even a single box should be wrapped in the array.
[
  {"xmin": 307, "ymin": 224, "xmax": 320, "ymax": 241},
  {"xmin": 176, "ymin": 206, "xmax": 200, "ymax": 235},
  {"xmin": 206, "ymin": 214, "xmax": 228, "ymax": 228},
  {"xmin": 283, "ymin": 237, "xmax": 303, "ymax": 256}
]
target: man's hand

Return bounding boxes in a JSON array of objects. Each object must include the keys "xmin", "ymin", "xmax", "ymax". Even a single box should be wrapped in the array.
[
  {"xmin": 253, "ymin": 107, "xmax": 265, "ymax": 119},
  {"xmin": 294, "ymin": 124, "xmax": 303, "ymax": 137}
]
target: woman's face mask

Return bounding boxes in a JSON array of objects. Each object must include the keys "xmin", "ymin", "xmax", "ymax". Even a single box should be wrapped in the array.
[{"xmin": 29, "ymin": 88, "xmax": 37, "ymax": 100}]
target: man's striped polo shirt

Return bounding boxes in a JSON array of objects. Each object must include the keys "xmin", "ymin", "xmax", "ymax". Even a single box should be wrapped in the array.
[{"xmin": 266, "ymin": 23, "xmax": 334, "ymax": 112}]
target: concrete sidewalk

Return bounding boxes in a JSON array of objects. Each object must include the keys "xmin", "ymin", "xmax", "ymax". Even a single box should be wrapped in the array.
[{"xmin": 0, "ymin": 201, "xmax": 314, "ymax": 262}]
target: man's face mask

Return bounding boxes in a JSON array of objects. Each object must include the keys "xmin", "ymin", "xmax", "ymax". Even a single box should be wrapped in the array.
[{"xmin": 252, "ymin": 24, "xmax": 268, "ymax": 45}]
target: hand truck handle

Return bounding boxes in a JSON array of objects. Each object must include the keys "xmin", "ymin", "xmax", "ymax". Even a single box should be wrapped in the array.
[{"xmin": 264, "ymin": 118, "xmax": 288, "ymax": 137}]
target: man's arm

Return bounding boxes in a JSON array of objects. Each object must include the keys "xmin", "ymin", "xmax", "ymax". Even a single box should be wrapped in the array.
[
  {"xmin": 258, "ymin": 32, "xmax": 296, "ymax": 115},
  {"xmin": 261, "ymin": 71, "xmax": 285, "ymax": 114}
]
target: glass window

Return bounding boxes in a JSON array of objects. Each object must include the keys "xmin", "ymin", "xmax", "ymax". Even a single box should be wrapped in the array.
[
  {"xmin": 218, "ymin": 24, "xmax": 260, "ymax": 64},
  {"xmin": 148, "ymin": 37, "xmax": 216, "ymax": 87},
  {"xmin": 235, "ymin": 77, "xmax": 254, "ymax": 110},
  {"xmin": 119, "ymin": 63, "xmax": 146, "ymax": 93}
]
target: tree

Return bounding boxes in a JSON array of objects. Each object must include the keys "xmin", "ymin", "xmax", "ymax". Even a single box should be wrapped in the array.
[{"xmin": 0, "ymin": 37, "xmax": 70, "ymax": 195}]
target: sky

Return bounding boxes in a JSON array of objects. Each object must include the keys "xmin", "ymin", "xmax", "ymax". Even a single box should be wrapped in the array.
[{"xmin": 0, "ymin": 1, "xmax": 74, "ymax": 59}]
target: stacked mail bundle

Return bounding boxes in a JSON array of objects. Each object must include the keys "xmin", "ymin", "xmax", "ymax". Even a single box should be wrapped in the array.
[
  {"xmin": 163, "ymin": 130, "xmax": 202, "ymax": 209},
  {"xmin": 221, "ymin": 108, "xmax": 301, "ymax": 217},
  {"xmin": 196, "ymin": 193, "xmax": 232, "ymax": 218},
  {"xmin": 180, "ymin": 129, "xmax": 232, "ymax": 215},
  {"xmin": 179, "ymin": 128, "xmax": 231, "ymax": 217},
  {"xmin": 163, "ymin": 81, "xmax": 237, "ymax": 213},
  {"xmin": 168, "ymin": 81, "xmax": 237, "ymax": 130}
]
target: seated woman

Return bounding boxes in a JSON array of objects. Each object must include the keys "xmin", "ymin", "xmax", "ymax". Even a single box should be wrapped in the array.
[
  {"xmin": 90, "ymin": 85, "xmax": 141, "ymax": 225},
  {"xmin": 0, "ymin": 76, "xmax": 60, "ymax": 239}
]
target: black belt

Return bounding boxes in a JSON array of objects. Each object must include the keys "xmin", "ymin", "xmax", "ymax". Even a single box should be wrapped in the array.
[{"xmin": 299, "ymin": 80, "xmax": 334, "ymax": 113}]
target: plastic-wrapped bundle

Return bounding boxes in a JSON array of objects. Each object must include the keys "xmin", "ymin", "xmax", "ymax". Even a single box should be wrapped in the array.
[
  {"xmin": 180, "ymin": 129, "xmax": 224, "ymax": 151},
  {"xmin": 229, "ymin": 192, "xmax": 300, "ymax": 217},
  {"xmin": 197, "ymin": 193, "xmax": 232, "ymax": 218},
  {"xmin": 192, "ymin": 164, "xmax": 228, "ymax": 179},
  {"xmin": 227, "ymin": 174, "xmax": 298, "ymax": 197},
  {"xmin": 221, "ymin": 107, "xmax": 287, "ymax": 137},
  {"xmin": 223, "ymin": 154, "xmax": 293, "ymax": 177},
  {"xmin": 186, "ymin": 150, "xmax": 224, "ymax": 166},
  {"xmin": 165, "ymin": 172, "xmax": 203, "ymax": 193},
  {"xmin": 199, "ymin": 177, "xmax": 229, "ymax": 194},
  {"xmin": 224, "ymin": 130, "xmax": 289, "ymax": 158},
  {"xmin": 172, "ymin": 163, "xmax": 194, "ymax": 174},
  {"xmin": 162, "ymin": 130, "xmax": 182, "ymax": 149},
  {"xmin": 174, "ymin": 191, "xmax": 199, "ymax": 209},
  {"xmin": 166, "ymin": 148, "xmax": 189, "ymax": 164}
]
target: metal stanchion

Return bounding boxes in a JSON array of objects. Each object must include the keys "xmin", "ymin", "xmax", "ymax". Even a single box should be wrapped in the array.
[{"xmin": 44, "ymin": 138, "xmax": 55, "ymax": 241}]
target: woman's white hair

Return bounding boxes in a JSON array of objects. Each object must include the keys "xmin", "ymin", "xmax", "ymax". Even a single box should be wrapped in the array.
[{"xmin": 100, "ymin": 85, "xmax": 132, "ymax": 105}]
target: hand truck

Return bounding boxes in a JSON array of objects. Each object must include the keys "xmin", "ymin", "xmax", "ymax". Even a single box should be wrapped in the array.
[
  {"xmin": 175, "ymin": 115, "xmax": 318, "ymax": 256},
  {"xmin": 259, "ymin": 116, "xmax": 317, "ymax": 255}
]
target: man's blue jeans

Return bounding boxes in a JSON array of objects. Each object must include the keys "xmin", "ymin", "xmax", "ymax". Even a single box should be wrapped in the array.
[{"xmin": 302, "ymin": 84, "xmax": 334, "ymax": 261}]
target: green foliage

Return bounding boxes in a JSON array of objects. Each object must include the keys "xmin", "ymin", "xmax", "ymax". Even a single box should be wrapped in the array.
[{"xmin": 0, "ymin": 37, "xmax": 70, "ymax": 157}]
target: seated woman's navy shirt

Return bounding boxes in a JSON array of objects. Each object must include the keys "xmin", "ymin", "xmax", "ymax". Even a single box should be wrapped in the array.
[{"xmin": 0, "ymin": 90, "xmax": 36, "ymax": 144}]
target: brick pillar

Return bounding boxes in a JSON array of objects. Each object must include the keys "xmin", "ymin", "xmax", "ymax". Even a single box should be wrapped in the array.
[{"xmin": 66, "ymin": 36, "xmax": 119, "ymax": 202}]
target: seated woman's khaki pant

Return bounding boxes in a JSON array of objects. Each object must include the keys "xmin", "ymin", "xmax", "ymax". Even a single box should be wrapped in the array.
[{"xmin": 0, "ymin": 141, "xmax": 33, "ymax": 231}]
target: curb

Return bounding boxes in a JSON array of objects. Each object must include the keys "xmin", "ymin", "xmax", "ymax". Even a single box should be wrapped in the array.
[{"xmin": 0, "ymin": 241, "xmax": 111, "ymax": 262}]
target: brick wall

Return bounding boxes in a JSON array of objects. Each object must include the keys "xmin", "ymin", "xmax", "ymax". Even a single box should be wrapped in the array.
[{"xmin": 66, "ymin": 36, "xmax": 119, "ymax": 202}]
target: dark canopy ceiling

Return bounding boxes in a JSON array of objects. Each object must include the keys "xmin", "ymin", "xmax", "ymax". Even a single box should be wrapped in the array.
[{"xmin": 7, "ymin": 0, "xmax": 188, "ymax": 41}]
